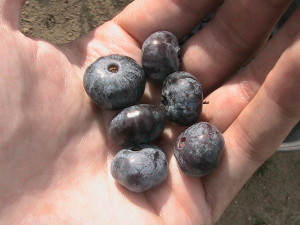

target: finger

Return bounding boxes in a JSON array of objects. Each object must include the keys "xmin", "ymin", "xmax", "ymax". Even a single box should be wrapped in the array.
[
  {"xmin": 181, "ymin": 0, "xmax": 293, "ymax": 93},
  {"xmin": 0, "ymin": 0, "xmax": 27, "ymax": 30},
  {"xmin": 69, "ymin": 0, "xmax": 221, "ymax": 68},
  {"xmin": 202, "ymin": 38, "xmax": 300, "ymax": 222},
  {"xmin": 113, "ymin": 0, "xmax": 222, "ymax": 44},
  {"xmin": 202, "ymin": 8, "xmax": 300, "ymax": 131}
]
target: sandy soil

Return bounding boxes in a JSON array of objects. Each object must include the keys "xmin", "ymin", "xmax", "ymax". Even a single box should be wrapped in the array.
[{"xmin": 20, "ymin": 1, "xmax": 300, "ymax": 224}]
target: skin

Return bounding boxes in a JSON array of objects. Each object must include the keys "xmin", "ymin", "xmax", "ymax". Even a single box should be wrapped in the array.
[{"xmin": 0, "ymin": 0, "xmax": 299, "ymax": 225}]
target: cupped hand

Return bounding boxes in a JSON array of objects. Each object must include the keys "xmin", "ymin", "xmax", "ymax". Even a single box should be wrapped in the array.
[{"xmin": 0, "ymin": 0, "xmax": 299, "ymax": 225}]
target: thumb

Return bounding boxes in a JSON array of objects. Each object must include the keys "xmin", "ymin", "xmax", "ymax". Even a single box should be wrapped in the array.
[{"xmin": 0, "ymin": 0, "xmax": 27, "ymax": 30}]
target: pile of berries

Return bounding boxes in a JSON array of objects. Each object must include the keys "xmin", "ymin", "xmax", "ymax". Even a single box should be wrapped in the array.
[{"xmin": 83, "ymin": 31, "xmax": 224, "ymax": 193}]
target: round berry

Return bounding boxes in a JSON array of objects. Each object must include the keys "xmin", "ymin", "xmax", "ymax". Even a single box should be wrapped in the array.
[
  {"xmin": 142, "ymin": 31, "xmax": 180, "ymax": 82},
  {"xmin": 174, "ymin": 122, "xmax": 225, "ymax": 177},
  {"xmin": 161, "ymin": 71, "xmax": 203, "ymax": 126},
  {"xmin": 83, "ymin": 54, "xmax": 146, "ymax": 110},
  {"xmin": 109, "ymin": 104, "xmax": 166, "ymax": 146},
  {"xmin": 111, "ymin": 144, "xmax": 168, "ymax": 192}
]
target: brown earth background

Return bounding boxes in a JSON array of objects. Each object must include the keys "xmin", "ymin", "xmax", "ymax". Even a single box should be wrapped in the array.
[{"xmin": 20, "ymin": 1, "xmax": 300, "ymax": 225}]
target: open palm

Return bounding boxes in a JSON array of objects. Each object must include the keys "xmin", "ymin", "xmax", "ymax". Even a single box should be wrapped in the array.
[{"xmin": 1, "ymin": 1, "xmax": 300, "ymax": 224}]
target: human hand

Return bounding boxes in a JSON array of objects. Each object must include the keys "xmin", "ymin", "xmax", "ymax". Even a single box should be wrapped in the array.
[{"xmin": 0, "ymin": 0, "xmax": 299, "ymax": 224}]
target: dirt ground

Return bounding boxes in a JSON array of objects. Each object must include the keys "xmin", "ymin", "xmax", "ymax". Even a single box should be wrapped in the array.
[{"xmin": 20, "ymin": 1, "xmax": 300, "ymax": 224}]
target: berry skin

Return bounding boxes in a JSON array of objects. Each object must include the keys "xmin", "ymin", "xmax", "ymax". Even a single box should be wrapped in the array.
[
  {"xmin": 83, "ymin": 54, "xmax": 146, "ymax": 110},
  {"xmin": 109, "ymin": 104, "xmax": 166, "ymax": 146},
  {"xmin": 111, "ymin": 144, "xmax": 168, "ymax": 192},
  {"xmin": 142, "ymin": 31, "xmax": 180, "ymax": 82},
  {"xmin": 174, "ymin": 122, "xmax": 225, "ymax": 177},
  {"xmin": 161, "ymin": 71, "xmax": 203, "ymax": 126}
]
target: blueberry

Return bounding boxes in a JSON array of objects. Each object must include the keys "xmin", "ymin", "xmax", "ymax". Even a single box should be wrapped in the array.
[
  {"xmin": 111, "ymin": 144, "xmax": 168, "ymax": 192},
  {"xmin": 83, "ymin": 54, "xmax": 146, "ymax": 110},
  {"xmin": 109, "ymin": 104, "xmax": 166, "ymax": 146},
  {"xmin": 174, "ymin": 122, "xmax": 225, "ymax": 177},
  {"xmin": 142, "ymin": 31, "xmax": 180, "ymax": 82},
  {"xmin": 161, "ymin": 71, "xmax": 203, "ymax": 126}
]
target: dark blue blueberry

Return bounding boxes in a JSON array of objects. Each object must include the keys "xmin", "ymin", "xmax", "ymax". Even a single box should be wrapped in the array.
[
  {"xmin": 110, "ymin": 144, "xmax": 168, "ymax": 192},
  {"xmin": 109, "ymin": 104, "xmax": 166, "ymax": 146},
  {"xmin": 142, "ymin": 31, "xmax": 180, "ymax": 82},
  {"xmin": 161, "ymin": 71, "xmax": 203, "ymax": 126},
  {"xmin": 83, "ymin": 54, "xmax": 146, "ymax": 110},
  {"xmin": 174, "ymin": 122, "xmax": 225, "ymax": 177}
]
